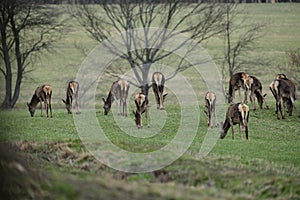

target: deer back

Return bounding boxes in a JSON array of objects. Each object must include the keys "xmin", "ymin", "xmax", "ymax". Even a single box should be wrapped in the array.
[
  {"xmin": 152, "ymin": 72, "xmax": 165, "ymax": 90},
  {"xmin": 205, "ymin": 91, "xmax": 216, "ymax": 113},
  {"xmin": 118, "ymin": 80, "xmax": 130, "ymax": 101},
  {"xmin": 134, "ymin": 93, "xmax": 148, "ymax": 127},
  {"xmin": 228, "ymin": 72, "xmax": 248, "ymax": 103}
]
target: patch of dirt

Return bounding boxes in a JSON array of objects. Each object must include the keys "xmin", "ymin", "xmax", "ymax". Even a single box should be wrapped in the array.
[
  {"xmin": 0, "ymin": 143, "xmax": 51, "ymax": 199},
  {"xmin": 2, "ymin": 141, "xmax": 300, "ymax": 200},
  {"xmin": 8, "ymin": 140, "xmax": 106, "ymax": 172},
  {"xmin": 0, "ymin": 142, "xmax": 201, "ymax": 200}
]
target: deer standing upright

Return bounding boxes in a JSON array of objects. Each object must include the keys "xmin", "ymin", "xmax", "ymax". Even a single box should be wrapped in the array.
[
  {"xmin": 269, "ymin": 74, "xmax": 297, "ymax": 119},
  {"xmin": 227, "ymin": 72, "xmax": 249, "ymax": 103},
  {"xmin": 133, "ymin": 92, "xmax": 150, "ymax": 129},
  {"xmin": 62, "ymin": 81, "xmax": 80, "ymax": 114},
  {"xmin": 244, "ymin": 75, "xmax": 267, "ymax": 110},
  {"xmin": 204, "ymin": 91, "xmax": 217, "ymax": 128},
  {"xmin": 27, "ymin": 84, "xmax": 53, "ymax": 118},
  {"xmin": 152, "ymin": 72, "xmax": 168, "ymax": 110},
  {"xmin": 103, "ymin": 80, "xmax": 129, "ymax": 116}
]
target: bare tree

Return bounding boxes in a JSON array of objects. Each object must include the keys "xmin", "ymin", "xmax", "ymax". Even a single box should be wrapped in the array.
[
  {"xmin": 278, "ymin": 49, "xmax": 300, "ymax": 91},
  {"xmin": 221, "ymin": 3, "xmax": 265, "ymax": 79},
  {"xmin": 72, "ymin": 0, "xmax": 232, "ymax": 95},
  {"xmin": 0, "ymin": 0, "xmax": 63, "ymax": 109}
]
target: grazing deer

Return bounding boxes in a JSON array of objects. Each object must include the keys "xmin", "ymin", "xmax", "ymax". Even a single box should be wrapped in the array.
[
  {"xmin": 227, "ymin": 72, "xmax": 249, "ymax": 103},
  {"xmin": 269, "ymin": 75, "xmax": 297, "ymax": 119},
  {"xmin": 27, "ymin": 84, "xmax": 53, "ymax": 118},
  {"xmin": 220, "ymin": 102, "xmax": 250, "ymax": 140},
  {"xmin": 152, "ymin": 72, "xmax": 168, "ymax": 110},
  {"xmin": 62, "ymin": 81, "xmax": 80, "ymax": 114},
  {"xmin": 204, "ymin": 91, "xmax": 218, "ymax": 127},
  {"xmin": 103, "ymin": 80, "xmax": 129, "ymax": 116},
  {"xmin": 133, "ymin": 93, "xmax": 150, "ymax": 129},
  {"xmin": 244, "ymin": 75, "xmax": 268, "ymax": 111}
]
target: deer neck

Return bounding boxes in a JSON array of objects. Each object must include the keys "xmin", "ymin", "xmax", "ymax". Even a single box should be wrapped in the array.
[{"xmin": 29, "ymin": 94, "xmax": 40, "ymax": 107}]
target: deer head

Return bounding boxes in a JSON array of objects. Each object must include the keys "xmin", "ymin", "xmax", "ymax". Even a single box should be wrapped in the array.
[
  {"xmin": 62, "ymin": 99, "xmax": 72, "ymax": 114},
  {"xmin": 27, "ymin": 102, "xmax": 35, "ymax": 117},
  {"xmin": 103, "ymin": 98, "xmax": 112, "ymax": 115}
]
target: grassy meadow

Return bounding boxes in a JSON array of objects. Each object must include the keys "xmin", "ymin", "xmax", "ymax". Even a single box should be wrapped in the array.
[{"xmin": 0, "ymin": 3, "xmax": 300, "ymax": 200}]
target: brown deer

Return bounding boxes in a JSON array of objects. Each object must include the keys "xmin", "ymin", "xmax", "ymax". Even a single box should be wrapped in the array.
[
  {"xmin": 62, "ymin": 81, "xmax": 80, "ymax": 114},
  {"xmin": 133, "ymin": 93, "xmax": 150, "ymax": 129},
  {"xmin": 269, "ymin": 74, "xmax": 297, "ymax": 119},
  {"xmin": 220, "ymin": 102, "xmax": 250, "ymax": 140},
  {"xmin": 204, "ymin": 91, "xmax": 217, "ymax": 128},
  {"xmin": 152, "ymin": 72, "xmax": 168, "ymax": 110},
  {"xmin": 227, "ymin": 72, "xmax": 249, "ymax": 103},
  {"xmin": 103, "ymin": 80, "xmax": 130, "ymax": 116},
  {"xmin": 244, "ymin": 75, "xmax": 268, "ymax": 111},
  {"xmin": 27, "ymin": 84, "xmax": 52, "ymax": 118}
]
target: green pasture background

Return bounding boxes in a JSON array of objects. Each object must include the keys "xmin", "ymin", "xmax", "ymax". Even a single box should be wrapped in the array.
[{"xmin": 0, "ymin": 3, "xmax": 300, "ymax": 200}]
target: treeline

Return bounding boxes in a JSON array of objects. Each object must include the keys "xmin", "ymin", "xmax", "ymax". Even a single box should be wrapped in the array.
[{"xmin": 34, "ymin": 0, "xmax": 300, "ymax": 4}]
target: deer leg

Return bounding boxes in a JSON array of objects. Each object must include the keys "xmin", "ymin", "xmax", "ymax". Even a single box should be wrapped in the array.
[
  {"xmin": 124, "ymin": 98, "xmax": 127, "ymax": 116},
  {"xmin": 40, "ymin": 101, "xmax": 43, "ymax": 117},
  {"xmin": 229, "ymin": 119, "xmax": 234, "ymax": 140},
  {"xmin": 276, "ymin": 100, "xmax": 280, "ymax": 119},
  {"xmin": 278, "ymin": 98, "xmax": 285, "ymax": 119},
  {"xmin": 280, "ymin": 99, "xmax": 285, "ymax": 119},
  {"xmin": 140, "ymin": 113, "xmax": 143, "ymax": 128},
  {"xmin": 45, "ymin": 100, "xmax": 49, "ymax": 118},
  {"xmin": 238, "ymin": 88, "xmax": 241, "ymax": 102},
  {"xmin": 159, "ymin": 93, "xmax": 163, "ymax": 110},
  {"xmin": 290, "ymin": 97, "xmax": 299, "ymax": 117},
  {"xmin": 138, "ymin": 112, "xmax": 142, "ymax": 129},
  {"xmin": 239, "ymin": 124, "xmax": 243, "ymax": 139},
  {"xmin": 244, "ymin": 89, "xmax": 248, "ymax": 104},
  {"xmin": 245, "ymin": 125, "xmax": 249, "ymax": 140},
  {"xmin": 49, "ymin": 100, "xmax": 52, "ymax": 118},
  {"xmin": 262, "ymin": 93, "xmax": 269, "ymax": 109},
  {"xmin": 275, "ymin": 97, "xmax": 280, "ymax": 119},
  {"xmin": 213, "ymin": 109, "xmax": 218, "ymax": 127},
  {"xmin": 159, "ymin": 92, "xmax": 165, "ymax": 110},
  {"xmin": 120, "ymin": 99, "xmax": 123, "ymax": 116},
  {"xmin": 118, "ymin": 99, "xmax": 122, "ymax": 115},
  {"xmin": 250, "ymin": 92, "xmax": 256, "ymax": 111},
  {"xmin": 209, "ymin": 111, "xmax": 213, "ymax": 128},
  {"xmin": 155, "ymin": 92, "xmax": 160, "ymax": 109},
  {"xmin": 208, "ymin": 113, "xmax": 211, "ymax": 127}
]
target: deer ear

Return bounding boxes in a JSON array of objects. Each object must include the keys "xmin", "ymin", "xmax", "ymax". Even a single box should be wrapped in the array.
[
  {"xmin": 62, "ymin": 99, "xmax": 66, "ymax": 104},
  {"xmin": 102, "ymin": 98, "xmax": 106, "ymax": 103}
]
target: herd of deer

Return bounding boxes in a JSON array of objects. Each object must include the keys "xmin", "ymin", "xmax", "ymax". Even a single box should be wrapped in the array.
[{"xmin": 27, "ymin": 71, "xmax": 297, "ymax": 140}]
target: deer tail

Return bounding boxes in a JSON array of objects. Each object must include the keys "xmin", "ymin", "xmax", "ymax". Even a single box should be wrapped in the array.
[{"xmin": 43, "ymin": 85, "xmax": 52, "ymax": 96}]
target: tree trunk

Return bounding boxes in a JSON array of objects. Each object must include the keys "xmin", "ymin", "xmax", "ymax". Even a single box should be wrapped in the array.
[
  {"xmin": 10, "ymin": 15, "xmax": 23, "ymax": 108},
  {"xmin": 0, "ymin": 26, "xmax": 13, "ymax": 109},
  {"xmin": 1, "ymin": 72, "xmax": 12, "ymax": 109},
  {"xmin": 140, "ymin": 63, "xmax": 151, "ymax": 96}
]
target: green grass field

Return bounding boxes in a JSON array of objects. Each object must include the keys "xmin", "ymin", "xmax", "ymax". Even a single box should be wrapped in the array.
[{"xmin": 1, "ymin": 3, "xmax": 300, "ymax": 200}]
